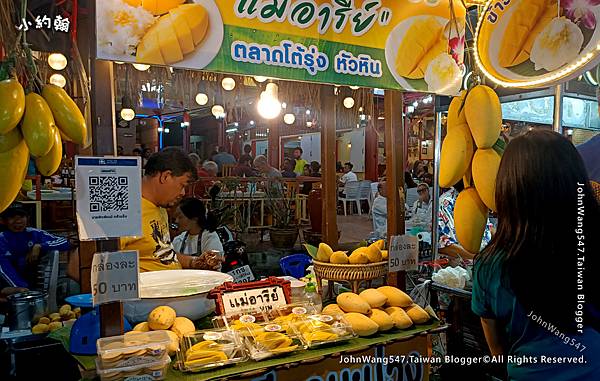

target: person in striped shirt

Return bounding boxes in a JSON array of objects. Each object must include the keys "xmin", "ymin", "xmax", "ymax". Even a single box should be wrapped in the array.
[{"xmin": 0, "ymin": 202, "xmax": 71, "ymax": 289}]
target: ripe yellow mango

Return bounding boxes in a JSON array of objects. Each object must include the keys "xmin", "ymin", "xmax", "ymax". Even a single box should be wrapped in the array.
[
  {"xmin": 0, "ymin": 127, "xmax": 22, "ymax": 153},
  {"xmin": 368, "ymin": 309, "xmax": 394, "ymax": 332},
  {"xmin": 344, "ymin": 312, "xmax": 379, "ymax": 337},
  {"xmin": 385, "ymin": 307, "xmax": 413, "ymax": 329},
  {"xmin": 316, "ymin": 242, "xmax": 334, "ymax": 262},
  {"xmin": 464, "ymin": 85, "xmax": 502, "ymax": 149},
  {"xmin": 439, "ymin": 122, "xmax": 474, "ymax": 188},
  {"xmin": 366, "ymin": 243, "xmax": 382, "ymax": 263},
  {"xmin": 348, "ymin": 248, "xmax": 369, "ymax": 264},
  {"xmin": 133, "ymin": 322, "xmax": 150, "ymax": 332},
  {"xmin": 0, "ymin": 140, "xmax": 29, "ymax": 213},
  {"xmin": 330, "ymin": 251, "xmax": 349, "ymax": 264},
  {"xmin": 124, "ymin": 0, "xmax": 185, "ymax": 15},
  {"xmin": 322, "ymin": 304, "xmax": 345, "ymax": 317},
  {"xmin": 405, "ymin": 304, "xmax": 431, "ymax": 324},
  {"xmin": 377, "ymin": 286, "xmax": 413, "ymax": 307},
  {"xmin": 0, "ymin": 78, "xmax": 25, "ymax": 134},
  {"xmin": 337, "ymin": 292, "xmax": 372, "ymax": 314},
  {"xmin": 472, "ymin": 148, "xmax": 502, "ymax": 212},
  {"xmin": 359, "ymin": 289, "xmax": 387, "ymax": 308},
  {"xmin": 454, "ymin": 188, "xmax": 488, "ymax": 254},
  {"xmin": 171, "ymin": 4, "xmax": 210, "ymax": 46},
  {"xmin": 148, "ymin": 306, "xmax": 176, "ymax": 330},
  {"xmin": 22, "ymin": 93, "xmax": 57, "ymax": 157},
  {"xmin": 395, "ymin": 17, "xmax": 445, "ymax": 79},
  {"xmin": 170, "ymin": 316, "xmax": 195, "ymax": 338},
  {"xmin": 35, "ymin": 131, "xmax": 62, "ymax": 176},
  {"xmin": 42, "ymin": 84, "xmax": 87, "ymax": 145},
  {"xmin": 447, "ymin": 91, "xmax": 467, "ymax": 129}
]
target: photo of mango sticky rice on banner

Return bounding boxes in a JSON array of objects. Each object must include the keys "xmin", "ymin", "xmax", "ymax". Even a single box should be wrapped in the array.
[
  {"xmin": 385, "ymin": 14, "xmax": 465, "ymax": 96},
  {"xmin": 478, "ymin": 0, "xmax": 600, "ymax": 82},
  {"xmin": 96, "ymin": 0, "xmax": 223, "ymax": 69}
]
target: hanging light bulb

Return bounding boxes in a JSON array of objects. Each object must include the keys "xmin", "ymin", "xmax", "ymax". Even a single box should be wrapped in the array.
[
  {"xmin": 284, "ymin": 113, "xmax": 295, "ymax": 125},
  {"xmin": 349, "ymin": 85, "xmax": 360, "ymax": 90},
  {"xmin": 49, "ymin": 73, "xmax": 66, "ymax": 88},
  {"xmin": 222, "ymin": 77, "xmax": 236, "ymax": 91},
  {"xmin": 48, "ymin": 53, "xmax": 67, "ymax": 70},
  {"xmin": 195, "ymin": 93, "xmax": 208, "ymax": 105},
  {"xmin": 257, "ymin": 83, "xmax": 282, "ymax": 119},
  {"xmin": 343, "ymin": 97, "xmax": 355, "ymax": 109},
  {"xmin": 254, "ymin": 76, "xmax": 268, "ymax": 83},
  {"xmin": 212, "ymin": 105, "xmax": 225, "ymax": 119},
  {"xmin": 120, "ymin": 108, "xmax": 135, "ymax": 121},
  {"xmin": 132, "ymin": 63, "xmax": 150, "ymax": 71},
  {"xmin": 114, "ymin": 61, "xmax": 125, "ymax": 65}
]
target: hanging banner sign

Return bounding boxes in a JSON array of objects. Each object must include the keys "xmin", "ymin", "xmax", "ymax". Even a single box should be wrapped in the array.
[
  {"xmin": 475, "ymin": 0, "xmax": 600, "ymax": 89},
  {"xmin": 95, "ymin": 0, "xmax": 465, "ymax": 94}
]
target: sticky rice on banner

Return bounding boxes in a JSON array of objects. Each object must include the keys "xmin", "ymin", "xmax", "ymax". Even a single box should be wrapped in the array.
[
  {"xmin": 475, "ymin": 0, "xmax": 600, "ymax": 88},
  {"xmin": 95, "ymin": 0, "xmax": 466, "ymax": 94}
]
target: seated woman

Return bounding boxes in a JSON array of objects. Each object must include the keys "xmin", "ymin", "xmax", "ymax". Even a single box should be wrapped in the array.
[
  {"xmin": 0, "ymin": 202, "xmax": 71, "ymax": 289},
  {"xmin": 172, "ymin": 198, "xmax": 223, "ymax": 261}
]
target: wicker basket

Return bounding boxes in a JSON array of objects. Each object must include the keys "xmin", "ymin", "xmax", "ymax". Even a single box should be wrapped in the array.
[{"xmin": 313, "ymin": 260, "xmax": 388, "ymax": 295}]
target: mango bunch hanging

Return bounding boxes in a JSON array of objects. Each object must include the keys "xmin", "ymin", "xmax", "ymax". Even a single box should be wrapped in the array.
[
  {"xmin": 439, "ymin": 84, "xmax": 505, "ymax": 254},
  {"xmin": 0, "ymin": 76, "xmax": 87, "ymax": 212}
]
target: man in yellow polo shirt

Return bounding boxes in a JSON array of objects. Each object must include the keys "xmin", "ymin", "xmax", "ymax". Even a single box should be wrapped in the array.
[
  {"xmin": 292, "ymin": 147, "xmax": 307, "ymax": 175},
  {"xmin": 120, "ymin": 148, "xmax": 220, "ymax": 272}
]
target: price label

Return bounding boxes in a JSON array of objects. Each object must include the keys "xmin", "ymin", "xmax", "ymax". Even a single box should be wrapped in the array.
[
  {"xmin": 388, "ymin": 235, "xmax": 419, "ymax": 272},
  {"xmin": 91, "ymin": 250, "xmax": 140, "ymax": 306},
  {"xmin": 227, "ymin": 265, "xmax": 255, "ymax": 283}
]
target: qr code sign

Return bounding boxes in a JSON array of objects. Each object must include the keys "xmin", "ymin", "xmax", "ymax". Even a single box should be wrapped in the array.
[{"xmin": 89, "ymin": 176, "xmax": 129, "ymax": 212}]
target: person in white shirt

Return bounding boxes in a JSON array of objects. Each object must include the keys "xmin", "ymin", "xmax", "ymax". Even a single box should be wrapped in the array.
[
  {"xmin": 172, "ymin": 198, "xmax": 224, "ymax": 267},
  {"xmin": 411, "ymin": 183, "xmax": 433, "ymax": 219},
  {"xmin": 339, "ymin": 162, "xmax": 358, "ymax": 195},
  {"xmin": 371, "ymin": 181, "xmax": 388, "ymax": 239}
]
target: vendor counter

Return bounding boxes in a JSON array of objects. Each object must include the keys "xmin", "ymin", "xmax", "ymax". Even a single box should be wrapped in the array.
[{"xmin": 51, "ymin": 322, "xmax": 445, "ymax": 381}]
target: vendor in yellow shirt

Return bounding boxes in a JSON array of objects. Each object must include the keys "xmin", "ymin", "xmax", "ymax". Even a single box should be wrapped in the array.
[
  {"xmin": 120, "ymin": 147, "xmax": 222, "ymax": 272},
  {"xmin": 292, "ymin": 147, "xmax": 307, "ymax": 175}
]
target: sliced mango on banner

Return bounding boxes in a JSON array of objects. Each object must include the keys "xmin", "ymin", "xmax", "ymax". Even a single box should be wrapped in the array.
[
  {"xmin": 0, "ymin": 78, "xmax": 25, "ymax": 134},
  {"xmin": 22, "ymin": 93, "xmax": 57, "ymax": 157},
  {"xmin": 464, "ymin": 85, "xmax": 502, "ymax": 149},
  {"xmin": 35, "ymin": 130, "xmax": 62, "ymax": 177},
  {"xmin": 454, "ymin": 188, "xmax": 488, "ymax": 254},
  {"xmin": 395, "ymin": 17, "xmax": 445, "ymax": 79},
  {"xmin": 137, "ymin": 4, "xmax": 209, "ymax": 65},
  {"xmin": 472, "ymin": 148, "xmax": 502, "ymax": 212},
  {"xmin": 439, "ymin": 122, "xmax": 474, "ymax": 188},
  {"xmin": 498, "ymin": 0, "xmax": 556, "ymax": 67},
  {"xmin": 0, "ymin": 127, "xmax": 22, "ymax": 153},
  {"xmin": 136, "ymin": 26, "xmax": 165, "ymax": 65},
  {"xmin": 171, "ymin": 4, "xmax": 209, "ymax": 46},
  {"xmin": 124, "ymin": 0, "xmax": 184, "ymax": 16},
  {"xmin": 0, "ymin": 140, "xmax": 29, "ymax": 213},
  {"xmin": 42, "ymin": 84, "xmax": 87, "ymax": 146}
]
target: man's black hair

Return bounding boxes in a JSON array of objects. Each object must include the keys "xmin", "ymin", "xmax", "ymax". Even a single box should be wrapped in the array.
[
  {"xmin": 344, "ymin": 162, "xmax": 354, "ymax": 170},
  {"xmin": 145, "ymin": 147, "xmax": 198, "ymax": 180},
  {"xmin": 294, "ymin": 147, "xmax": 303, "ymax": 154}
]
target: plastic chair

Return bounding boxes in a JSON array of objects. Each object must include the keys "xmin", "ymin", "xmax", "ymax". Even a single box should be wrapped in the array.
[
  {"xmin": 358, "ymin": 180, "xmax": 372, "ymax": 213},
  {"xmin": 221, "ymin": 164, "xmax": 236, "ymax": 177},
  {"xmin": 339, "ymin": 181, "xmax": 361, "ymax": 216},
  {"xmin": 279, "ymin": 253, "xmax": 312, "ymax": 279}
]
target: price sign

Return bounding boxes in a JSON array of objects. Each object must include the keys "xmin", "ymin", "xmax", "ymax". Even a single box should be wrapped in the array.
[
  {"xmin": 227, "ymin": 265, "xmax": 255, "ymax": 283},
  {"xmin": 388, "ymin": 235, "xmax": 419, "ymax": 272},
  {"xmin": 91, "ymin": 250, "xmax": 140, "ymax": 306}
]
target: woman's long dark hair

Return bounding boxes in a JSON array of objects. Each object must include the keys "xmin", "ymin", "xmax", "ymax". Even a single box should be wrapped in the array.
[
  {"xmin": 178, "ymin": 197, "xmax": 218, "ymax": 232},
  {"xmin": 477, "ymin": 129, "xmax": 599, "ymax": 332}
]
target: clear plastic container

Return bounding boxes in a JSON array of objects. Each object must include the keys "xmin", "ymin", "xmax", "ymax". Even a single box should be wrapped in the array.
[
  {"xmin": 291, "ymin": 314, "xmax": 356, "ymax": 348},
  {"xmin": 96, "ymin": 353, "xmax": 171, "ymax": 381},
  {"xmin": 96, "ymin": 330, "xmax": 170, "ymax": 369},
  {"xmin": 239, "ymin": 321, "xmax": 304, "ymax": 361},
  {"xmin": 177, "ymin": 328, "xmax": 247, "ymax": 372},
  {"xmin": 303, "ymin": 283, "xmax": 323, "ymax": 313}
]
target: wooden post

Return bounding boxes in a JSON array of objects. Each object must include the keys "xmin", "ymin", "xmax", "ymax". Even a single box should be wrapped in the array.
[
  {"xmin": 321, "ymin": 86, "xmax": 338, "ymax": 248},
  {"xmin": 90, "ymin": 60, "xmax": 117, "ymax": 156},
  {"xmin": 267, "ymin": 120, "xmax": 280, "ymax": 169},
  {"xmin": 364, "ymin": 122, "xmax": 379, "ymax": 181},
  {"xmin": 384, "ymin": 90, "xmax": 406, "ymax": 288}
]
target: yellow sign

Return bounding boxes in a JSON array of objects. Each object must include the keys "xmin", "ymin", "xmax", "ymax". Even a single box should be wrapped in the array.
[
  {"xmin": 475, "ymin": 0, "xmax": 600, "ymax": 88},
  {"xmin": 96, "ymin": 0, "xmax": 466, "ymax": 93}
]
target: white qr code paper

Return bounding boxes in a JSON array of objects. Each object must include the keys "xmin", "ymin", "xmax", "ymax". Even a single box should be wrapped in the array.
[{"xmin": 75, "ymin": 157, "xmax": 142, "ymax": 240}]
